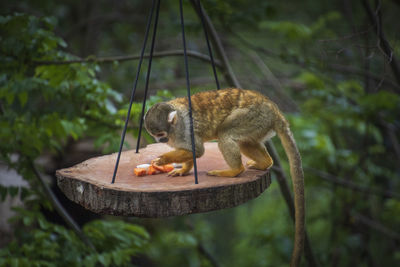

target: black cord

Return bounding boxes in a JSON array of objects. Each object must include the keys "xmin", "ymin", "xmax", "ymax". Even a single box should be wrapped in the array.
[
  {"xmin": 111, "ymin": 0, "xmax": 157, "ymax": 184},
  {"xmin": 179, "ymin": 0, "xmax": 199, "ymax": 184},
  {"xmin": 136, "ymin": 0, "xmax": 161, "ymax": 153},
  {"xmin": 196, "ymin": 0, "xmax": 220, "ymax": 89}
]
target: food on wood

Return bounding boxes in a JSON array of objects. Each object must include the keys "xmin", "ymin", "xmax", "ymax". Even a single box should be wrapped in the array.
[
  {"xmin": 136, "ymin": 164, "xmax": 151, "ymax": 169},
  {"xmin": 134, "ymin": 163, "xmax": 175, "ymax": 176},
  {"xmin": 151, "ymin": 164, "xmax": 165, "ymax": 172},
  {"xmin": 152, "ymin": 164, "xmax": 174, "ymax": 173},
  {"xmin": 134, "ymin": 168, "xmax": 147, "ymax": 176},
  {"xmin": 147, "ymin": 165, "xmax": 158, "ymax": 175},
  {"xmin": 162, "ymin": 164, "xmax": 174, "ymax": 172}
]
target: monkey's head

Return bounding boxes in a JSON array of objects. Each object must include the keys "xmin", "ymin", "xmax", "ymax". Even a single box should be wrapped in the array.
[{"xmin": 144, "ymin": 102, "xmax": 177, "ymax": 143}]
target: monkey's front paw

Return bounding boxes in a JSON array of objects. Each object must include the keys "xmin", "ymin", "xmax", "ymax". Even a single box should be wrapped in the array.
[{"xmin": 168, "ymin": 168, "xmax": 189, "ymax": 177}]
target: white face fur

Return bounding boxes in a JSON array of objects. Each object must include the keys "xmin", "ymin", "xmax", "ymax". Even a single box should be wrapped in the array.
[{"xmin": 153, "ymin": 131, "xmax": 168, "ymax": 143}]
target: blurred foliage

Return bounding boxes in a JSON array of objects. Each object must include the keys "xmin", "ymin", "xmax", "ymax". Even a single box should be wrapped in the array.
[
  {"xmin": 0, "ymin": 13, "xmax": 152, "ymax": 266},
  {"xmin": 0, "ymin": 14, "xmax": 124, "ymax": 161},
  {"xmin": 0, "ymin": 207, "xmax": 149, "ymax": 266},
  {"xmin": 1, "ymin": 0, "xmax": 400, "ymax": 266}
]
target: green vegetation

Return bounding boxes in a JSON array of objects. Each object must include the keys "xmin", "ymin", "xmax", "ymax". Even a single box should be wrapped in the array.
[{"xmin": 1, "ymin": 0, "xmax": 399, "ymax": 266}]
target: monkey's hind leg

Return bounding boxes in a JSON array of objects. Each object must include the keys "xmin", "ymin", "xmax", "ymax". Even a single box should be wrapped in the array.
[
  {"xmin": 168, "ymin": 160, "xmax": 193, "ymax": 177},
  {"xmin": 207, "ymin": 138, "xmax": 245, "ymax": 177},
  {"xmin": 239, "ymin": 142, "xmax": 273, "ymax": 170}
]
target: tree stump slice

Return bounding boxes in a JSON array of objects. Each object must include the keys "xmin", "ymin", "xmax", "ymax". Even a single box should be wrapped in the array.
[{"xmin": 56, "ymin": 142, "xmax": 271, "ymax": 217}]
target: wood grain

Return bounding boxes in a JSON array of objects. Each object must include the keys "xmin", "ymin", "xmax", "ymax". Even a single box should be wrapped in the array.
[{"xmin": 56, "ymin": 142, "xmax": 271, "ymax": 217}]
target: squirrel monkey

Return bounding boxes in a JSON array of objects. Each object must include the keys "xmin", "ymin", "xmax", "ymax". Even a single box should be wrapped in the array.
[{"xmin": 144, "ymin": 88, "xmax": 305, "ymax": 267}]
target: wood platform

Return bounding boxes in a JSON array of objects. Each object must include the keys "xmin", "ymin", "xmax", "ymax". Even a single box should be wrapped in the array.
[{"xmin": 56, "ymin": 142, "xmax": 271, "ymax": 217}]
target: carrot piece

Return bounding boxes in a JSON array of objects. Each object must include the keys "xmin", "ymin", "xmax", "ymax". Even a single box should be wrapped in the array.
[
  {"xmin": 134, "ymin": 168, "xmax": 147, "ymax": 177},
  {"xmin": 162, "ymin": 164, "xmax": 174, "ymax": 172},
  {"xmin": 147, "ymin": 165, "xmax": 158, "ymax": 175},
  {"xmin": 151, "ymin": 164, "xmax": 165, "ymax": 172},
  {"xmin": 151, "ymin": 163, "xmax": 175, "ymax": 173}
]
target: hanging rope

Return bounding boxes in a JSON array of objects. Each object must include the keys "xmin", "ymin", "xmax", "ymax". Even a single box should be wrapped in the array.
[
  {"xmin": 136, "ymin": 0, "xmax": 161, "ymax": 153},
  {"xmin": 196, "ymin": 0, "xmax": 220, "ymax": 89},
  {"xmin": 111, "ymin": 0, "xmax": 157, "ymax": 184},
  {"xmin": 112, "ymin": 0, "xmax": 218, "ymax": 185},
  {"xmin": 179, "ymin": 0, "xmax": 199, "ymax": 184}
]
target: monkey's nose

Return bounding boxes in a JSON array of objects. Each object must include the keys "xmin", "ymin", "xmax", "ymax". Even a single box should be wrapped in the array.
[{"xmin": 159, "ymin": 137, "xmax": 169, "ymax": 143}]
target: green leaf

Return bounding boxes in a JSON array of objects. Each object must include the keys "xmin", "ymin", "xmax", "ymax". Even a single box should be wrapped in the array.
[
  {"xmin": 18, "ymin": 92, "xmax": 28, "ymax": 107},
  {"xmin": 97, "ymin": 253, "xmax": 111, "ymax": 267},
  {"xmin": 296, "ymin": 71, "xmax": 324, "ymax": 89},
  {"xmin": 125, "ymin": 224, "xmax": 150, "ymax": 239},
  {"xmin": 111, "ymin": 250, "xmax": 123, "ymax": 265},
  {"xmin": 83, "ymin": 255, "xmax": 97, "ymax": 267},
  {"xmin": 6, "ymin": 92, "xmax": 14, "ymax": 105},
  {"xmin": 359, "ymin": 91, "xmax": 400, "ymax": 113}
]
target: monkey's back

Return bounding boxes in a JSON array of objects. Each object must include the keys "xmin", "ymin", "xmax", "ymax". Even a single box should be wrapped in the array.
[{"xmin": 168, "ymin": 88, "xmax": 284, "ymax": 142}]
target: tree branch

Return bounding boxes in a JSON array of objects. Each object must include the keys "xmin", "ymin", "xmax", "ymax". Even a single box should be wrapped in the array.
[
  {"xmin": 351, "ymin": 211, "xmax": 400, "ymax": 240},
  {"xmin": 230, "ymin": 26, "xmax": 400, "ymax": 92},
  {"xmin": 362, "ymin": 0, "xmax": 400, "ymax": 86},
  {"xmin": 304, "ymin": 167, "xmax": 400, "ymax": 199},
  {"xmin": 247, "ymin": 50, "xmax": 300, "ymax": 112},
  {"xmin": 29, "ymin": 160, "xmax": 96, "ymax": 251},
  {"xmin": 382, "ymin": 121, "xmax": 400, "ymax": 166},
  {"xmin": 196, "ymin": 243, "xmax": 220, "ymax": 267},
  {"xmin": 185, "ymin": 218, "xmax": 221, "ymax": 267},
  {"xmin": 326, "ymin": 64, "xmax": 400, "ymax": 91},
  {"xmin": 189, "ymin": 0, "xmax": 241, "ymax": 88},
  {"xmin": 33, "ymin": 50, "xmax": 222, "ymax": 67}
]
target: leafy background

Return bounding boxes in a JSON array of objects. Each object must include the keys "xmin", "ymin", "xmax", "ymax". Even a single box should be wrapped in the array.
[{"xmin": 1, "ymin": 0, "xmax": 400, "ymax": 266}]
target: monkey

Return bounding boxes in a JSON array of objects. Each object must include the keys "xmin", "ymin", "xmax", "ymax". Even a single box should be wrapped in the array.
[{"xmin": 144, "ymin": 88, "xmax": 304, "ymax": 267}]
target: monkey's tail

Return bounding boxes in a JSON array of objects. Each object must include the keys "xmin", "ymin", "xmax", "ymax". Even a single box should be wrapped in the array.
[{"xmin": 276, "ymin": 125, "xmax": 305, "ymax": 267}]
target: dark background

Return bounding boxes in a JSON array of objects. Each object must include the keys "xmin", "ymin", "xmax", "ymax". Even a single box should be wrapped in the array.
[{"xmin": 1, "ymin": 0, "xmax": 400, "ymax": 266}]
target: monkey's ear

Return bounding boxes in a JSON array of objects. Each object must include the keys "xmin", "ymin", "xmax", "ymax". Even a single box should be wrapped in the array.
[{"xmin": 168, "ymin": 111, "xmax": 177, "ymax": 124}]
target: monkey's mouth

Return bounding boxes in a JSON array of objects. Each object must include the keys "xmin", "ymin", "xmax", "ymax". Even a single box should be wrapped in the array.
[{"xmin": 159, "ymin": 137, "xmax": 169, "ymax": 143}]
